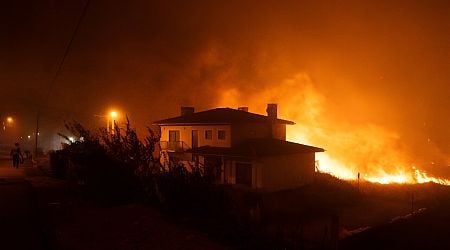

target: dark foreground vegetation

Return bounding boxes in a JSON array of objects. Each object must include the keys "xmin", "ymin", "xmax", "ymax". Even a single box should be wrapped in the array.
[{"xmin": 40, "ymin": 121, "xmax": 450, "ymax": 250}]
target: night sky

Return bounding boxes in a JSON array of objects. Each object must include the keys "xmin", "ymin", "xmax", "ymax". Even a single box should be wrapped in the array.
[{"xmin": 1, "ymin": 1, "xmax": 449, "ymax": 167}]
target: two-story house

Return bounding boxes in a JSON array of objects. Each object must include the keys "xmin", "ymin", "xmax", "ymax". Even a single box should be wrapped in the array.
[{"xmin": 154, "ymin": 104, "xmax": 324, "ymax": 190}]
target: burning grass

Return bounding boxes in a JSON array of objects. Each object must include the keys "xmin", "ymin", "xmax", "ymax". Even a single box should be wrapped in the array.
[
  {"xmin": 217, "ymin": 72, "xmax": 449, "ymax": 185},
  {"xmin": 50, "ymin": 119, "xmax": 449, "ymax": 249}
]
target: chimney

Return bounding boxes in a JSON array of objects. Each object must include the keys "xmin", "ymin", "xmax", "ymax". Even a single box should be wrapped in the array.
[
  {"xmin": 266, "ymin": 103, "xmax": 277, "ymax": 119},
  {"xmin": 180, "ymin": 106, "xmax": 195, "ymax": 116},
  {"xmin": 238, "ymin": 107, "xmax": 249, "ymax": 112}
]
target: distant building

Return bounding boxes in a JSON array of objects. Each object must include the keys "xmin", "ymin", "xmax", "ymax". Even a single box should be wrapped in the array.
[{"xmin": 153, "ymin": 104, "xmax": 324, "ymax": 190}]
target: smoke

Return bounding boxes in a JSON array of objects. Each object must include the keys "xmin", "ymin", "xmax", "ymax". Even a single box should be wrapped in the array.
[
  {"xmin": 214, "ymin": 72, "xmax": 449, "ymax": 180},
  {"xmin": 1, "ymin": 0, "xmax": 448, "ymax": 176}
]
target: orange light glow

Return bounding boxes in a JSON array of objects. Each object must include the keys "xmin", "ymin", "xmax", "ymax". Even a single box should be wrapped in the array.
[
  {"xmin": 110, "ymin": 111, "xmax": 118, "ymax": 118},
  {"xmin": 218, "ymin": 73, "xmax": 450, "ymax": 185}
]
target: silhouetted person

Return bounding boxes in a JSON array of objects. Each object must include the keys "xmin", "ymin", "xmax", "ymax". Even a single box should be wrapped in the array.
[{"xmin": 10, "ymin": 142, "xmax": 23, "ymax": 168}]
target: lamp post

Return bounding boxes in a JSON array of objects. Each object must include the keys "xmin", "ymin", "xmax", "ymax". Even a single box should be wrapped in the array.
[
  {"xmin": 2, "ymin": 116, "xmax": 13, "ymax": 131},
  {"xmin": 109, "ymin": 111, "xmax": 118, "ymax": 134},
  {"xmin": 95, "ymin": 110, "xmax": 120, "ymax": 135},
  {"xmin": 0, "ymin": 116, "xmax": 16, "ymax": 144}
]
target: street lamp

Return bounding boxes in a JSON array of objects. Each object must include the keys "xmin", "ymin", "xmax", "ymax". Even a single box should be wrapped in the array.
[
  {"xmin": 94, "ymin": 109, "xmax": 121, "ymax": 134},
  {"xmin": 1, "ymin": 116, "xmax": 16, "ymax": 144},
  {"xmin": 110, "ymin": 111, "xmax": 118, "ymax": 118},
  {"xmin": 2, "ymin": 116, "xmax": 14, "ymax": 131},
  {"xmin": 109, "ymin": 110, "xmax": 118, "ymax": 134}
]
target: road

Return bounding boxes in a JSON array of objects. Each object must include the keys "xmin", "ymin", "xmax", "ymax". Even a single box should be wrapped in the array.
[
  {"xmin": 0, "ymin": 158, "xmax": 230, "ymax": 250},
  {"xmin": 0, "ymin": 160, "xmax": 45, "ymax": 250}
]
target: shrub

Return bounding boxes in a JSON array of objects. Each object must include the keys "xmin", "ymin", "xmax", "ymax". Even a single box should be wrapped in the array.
[
  {"xmin": 49, "ymin": 150, "xmax": 68, "ymax": 178},
  {"xmin": 54, "ymin": 120, "xmax": 283, "ymax": 248},
  {"xmin": 56, "ymin": 120, "xmax": 147, "ymax": 204}
]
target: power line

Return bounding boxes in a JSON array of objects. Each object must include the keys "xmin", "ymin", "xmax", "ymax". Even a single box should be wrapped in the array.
[
  {"xmin": 43, "ymin": 0, "xmax": 92, "ymax": 103},
  {"xmin": 35, "ymin": 0, "xmax": 92, "ymax": 156}
]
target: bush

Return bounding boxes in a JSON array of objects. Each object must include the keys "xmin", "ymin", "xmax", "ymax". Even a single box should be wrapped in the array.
[
  {"xmin": 56, "ymin": 121, "xmax": 268, "ymax": 246},
  {"xmin": 49, "ymin": 150, "xmax": 68, "ymax": 178},
  {"xmin": 156, "ymin": 162, "xmax": 221, "ymax": 214},
  {"xmin": 56, "ymin": 120, "xmax": 150, "ymax": 204}
]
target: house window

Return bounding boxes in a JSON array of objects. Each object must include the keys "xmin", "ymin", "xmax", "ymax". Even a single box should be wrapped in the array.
[
  {"xmin": 169, "ymin": 130, "xmax": 180, "ymax": 142},
  {"xmin": 205, "ymin": 130, "xmax": 213, "ymax": 140},
  {"xmin": 218, "ymin": 130, "xmax": 226, "ymax": 140},
  {"xmin": 168, "ymin": 130, "xmax": 180, "ymax": 151}
]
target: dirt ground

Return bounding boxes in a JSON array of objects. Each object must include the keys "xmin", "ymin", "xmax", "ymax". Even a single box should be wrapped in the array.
[
  {"xmin": 26, "ymin": 174, "xmax": 230, "ymax": 250},
  {"xmin": 9, "ymin": 161, "xmax": 450, "ymax": 250}
]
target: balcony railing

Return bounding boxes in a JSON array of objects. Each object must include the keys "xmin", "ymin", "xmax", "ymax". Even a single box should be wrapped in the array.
[{"xmin": 159, "ymin": 141, "xmax": 190, "ymax": 152}]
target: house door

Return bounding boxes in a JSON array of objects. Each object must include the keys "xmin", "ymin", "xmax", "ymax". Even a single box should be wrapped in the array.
[
  {"xmin": 168, "ymin": 130, "xmax": 180, "ymax": 150},
  {"xmin": 191, "ymin": 130, "xmax": 198, "ymax": 148},
  {"xmin": 204, "ymin": 156, "xmax": 222, "ymax": 182},
  {"xmin": 236, "ymin": 162, "xmax": 252, "ymax": 187}
]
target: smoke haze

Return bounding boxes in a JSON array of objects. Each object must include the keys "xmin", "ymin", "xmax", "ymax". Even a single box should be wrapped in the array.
[{"xmin": 1, "ymin": 1, "xmax": 448, "ymax": 175}]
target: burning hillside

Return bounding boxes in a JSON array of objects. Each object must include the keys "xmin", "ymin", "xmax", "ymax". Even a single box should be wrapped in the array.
[{"xmin": 217, "ymin": 73, "xmax": 449, "ymax": 185}]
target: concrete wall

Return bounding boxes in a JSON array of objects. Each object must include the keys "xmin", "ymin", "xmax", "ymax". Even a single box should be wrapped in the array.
[
  {"xmin": 160, "ymin": 125, "xmax": 231, "ymax": 148},
  {"xmin": 221, "ymin": 153, "xmax": 315, "ymax": 190},
  {"xmin": 161, "ymin": 122, "xmax": 287, "ymax": 148},
  {"xmin": 169, "ymin": 152, "xmax": 315, "ymax": 190},
  {"xmin": 256, "ymin": 153, "xmax": 315, "ymax": 190},
  {"xmin": 272, "ymin": 124, "xmax": 286, "ymax": 140},
  {"xmin": 230, "ymin": 123, "xmax": 287, "ymax": 145},
  {"xmin": 231, "ymin": 123, "xmax": 272, "ymax": 146}
]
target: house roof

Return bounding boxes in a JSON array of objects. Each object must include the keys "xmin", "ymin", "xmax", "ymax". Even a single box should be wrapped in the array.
[
  {"xmin": 186, "ymin": 138, "xmax": 324, "ymax": 158},
  {"xmin": 153, "ymin": 108, "xmax": 295, "ymax": 125}
]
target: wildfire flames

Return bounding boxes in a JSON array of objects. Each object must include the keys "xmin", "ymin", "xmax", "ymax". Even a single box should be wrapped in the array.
[{"xmin": 218, "ymin": 73, "xmax": 450, "ymax": 185}]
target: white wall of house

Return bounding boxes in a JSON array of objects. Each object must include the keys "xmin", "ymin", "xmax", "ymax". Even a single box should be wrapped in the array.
[
  {"xmin": 255, "ymin": 153, "xmax": 315, "ymax": 190},
  {"xmin": 231, "ymin": 123, "xmax": 271, "ymax": 146},
  {"xmin": 221, "ymin": 154, "xmax": 315, "ymax": 189},
  {"xmin": 160, "ymin": 125, "xmax": 231, "ymax": 148}
]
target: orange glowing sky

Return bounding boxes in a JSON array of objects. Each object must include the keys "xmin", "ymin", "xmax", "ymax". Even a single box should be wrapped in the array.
[{"xmin": 1, "ymin": 1, "xmax": 449, "ymax": 179}]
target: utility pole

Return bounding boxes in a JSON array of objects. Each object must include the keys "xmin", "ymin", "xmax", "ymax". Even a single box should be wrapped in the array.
[
  {"xmin": 35, "ymin": 113, "xmax": 39, "ymax": 158},
  {"xmin": 357, "ymin": 172, "xmax": 360, "ymax": 192},
  {"xmin": 35, "ymin": 0, "xmax": 91, "ymax": 159}
]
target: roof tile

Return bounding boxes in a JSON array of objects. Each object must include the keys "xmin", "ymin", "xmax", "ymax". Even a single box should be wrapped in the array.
[
  {"xmin": 186, "ymin": 138, "xmax": 324, "ymax": 157},
  {"xmin": 154, "ymin": 108, "xmax": 295, "ymax": 125}
]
